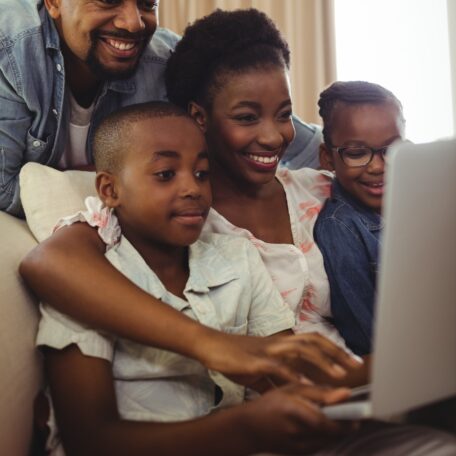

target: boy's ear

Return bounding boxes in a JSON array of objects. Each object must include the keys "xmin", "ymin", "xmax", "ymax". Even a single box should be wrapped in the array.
[
  {"xmin": 319, "ymin": 143, "xmax": 335, "ymax": 172},
  {"xmin": 188, "ymin": 101, "xmax": 208, "ymax": 133},
  {"xmin": 44, "ymin": 0, "xmax": 62, "ymax": 19},
  {"xmin": 96, "ymin": 172, "xmax": 121, "ymax": 208}
]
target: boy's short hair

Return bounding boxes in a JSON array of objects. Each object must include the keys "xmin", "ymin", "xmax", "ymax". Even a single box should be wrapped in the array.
[
  {"xmin": 318, "ymin": 81, "xmax": 405, "ymax": 147},
  {"xmin": 165, "ymin": 8, "xmax": 290, "ymax": 109},
  {"xmin": 93, "ymin": 101, "xmax": 190, "ymax": 173}
]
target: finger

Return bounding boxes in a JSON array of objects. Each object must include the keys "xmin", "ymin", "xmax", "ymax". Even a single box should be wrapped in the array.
[
  {"xmin": 281, "ymin": 383, "xmax": 351, "ymax": 406},
  {"xmin": 265, "ymin": 339, "xmax": 349, "ymax": 378},
  {"xmin": 295, "ymin": 333, "xmax": 364, "ymax": 368}
]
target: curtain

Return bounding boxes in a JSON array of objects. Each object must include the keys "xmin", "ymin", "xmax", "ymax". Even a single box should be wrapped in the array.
[{"xmin": 159, "ymin": 0, "xmax": 336, "ymax": 125}]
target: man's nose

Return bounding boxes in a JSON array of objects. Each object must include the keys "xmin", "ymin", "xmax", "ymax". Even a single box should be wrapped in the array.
[{"xmin": 113, "ymin": 1, "xmax": 145, "ymax": 33}]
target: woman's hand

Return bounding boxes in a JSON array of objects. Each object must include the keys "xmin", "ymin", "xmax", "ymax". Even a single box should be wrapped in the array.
[{"xmin": 197, "ymin": 329, "xmax": 363, "ymax": 390}]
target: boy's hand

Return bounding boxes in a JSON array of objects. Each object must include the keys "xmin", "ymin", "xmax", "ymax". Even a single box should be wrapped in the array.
[
  {"xmin": 242, "ymin": 383, "xmax": 356, "ymax": 454},
  {"xmin": 197, "ymin": 330, "xmax": 362, "ymax": 390}
]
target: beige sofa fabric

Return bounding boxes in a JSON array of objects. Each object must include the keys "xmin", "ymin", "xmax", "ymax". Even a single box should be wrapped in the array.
[{"xmin": 0, "ymin": 212, "xmax": 41, "ymax": 456}]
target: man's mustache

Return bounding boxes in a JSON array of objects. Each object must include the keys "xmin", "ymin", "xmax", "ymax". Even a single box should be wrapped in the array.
[{"xmin": 91, "ymin": 29, "xmax": 152, "ymax": 41}]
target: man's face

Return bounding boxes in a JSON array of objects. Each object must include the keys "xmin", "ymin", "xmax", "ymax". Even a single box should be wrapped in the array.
[{"xmin": 47, "ymin": 0, "xmax": 158, "ymax": 80}]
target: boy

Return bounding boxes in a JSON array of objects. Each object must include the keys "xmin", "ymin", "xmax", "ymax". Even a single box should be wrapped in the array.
[{"xmin": 37, "ymin": 102, "xmax": 352, "ymax": 455}]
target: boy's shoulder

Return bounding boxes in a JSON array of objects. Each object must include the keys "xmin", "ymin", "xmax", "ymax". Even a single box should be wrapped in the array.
[{"xmin": 196, "ymin": 232, "xmax": 254, "ymax": 257}]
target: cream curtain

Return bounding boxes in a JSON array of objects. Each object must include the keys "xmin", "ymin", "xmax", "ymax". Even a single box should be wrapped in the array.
[{"xmin": 159, "ymin": 0, "xmax": 336, "ymax": 124}]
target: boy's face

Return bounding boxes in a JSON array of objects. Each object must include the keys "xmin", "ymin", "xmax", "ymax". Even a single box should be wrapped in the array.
[
  {"xmin": 321, "ymin": 101, "xmax": 404, "ymax": 213},
  {"xmin": 112, "ymin": 116, "xmax": 211, "ymax": 251}
]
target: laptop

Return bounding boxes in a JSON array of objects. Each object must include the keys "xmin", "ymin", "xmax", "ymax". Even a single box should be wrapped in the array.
[{"xmin": 323, "ymin": 138, "xmax": 456, "ymax": 420}]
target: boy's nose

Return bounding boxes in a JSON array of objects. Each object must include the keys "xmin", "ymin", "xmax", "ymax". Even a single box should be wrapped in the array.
[
  {"xmin": 180, "ymin": 177, "xmax": 202, "ymax": 199},
  {"xmin": 113, "ymin": 2, "xmax": 146, "ymax": 33}
]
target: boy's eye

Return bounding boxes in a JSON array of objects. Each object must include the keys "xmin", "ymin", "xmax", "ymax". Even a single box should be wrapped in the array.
[
  {"xmin": 278, "ymin": 109, "xmax": 293, "ymax": 121},
  {"xmin": 195, "ymin": 169, "xmax": 210, "ymax": 181},
  {"xmin": 140, "ymin": 0, "xmax": 159, "ymax": 11},
  {"xmin": 154, "ymin": 170, "xmax": 175, "ymax": 181},
  {"xmin": 98, "ymin": 0, "xmax": 121, "ymax": 6}
]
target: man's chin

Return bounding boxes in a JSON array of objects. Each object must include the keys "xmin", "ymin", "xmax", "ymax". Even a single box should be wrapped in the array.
[{"xmin": 87, "ymin": 55, "xmax": 140, "ymax": 81}]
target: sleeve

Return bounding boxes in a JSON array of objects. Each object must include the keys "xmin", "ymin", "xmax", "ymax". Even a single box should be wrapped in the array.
[
  {"xmin": 36, "ymin": 303, "xmax": 115, "ymax": 362},
  {"xmin": 315, "ymin": 217, "xmax": 376, "ymax": 355},
  {"xmin": 280, "ymin": 116, "xmax": 322, "ymax": 170},
  {"xmin": 0, "ymin": 68, "xmax": 32, "ymax": 216},
  {"xmin": 54, "ymin": 196, "xmax": 121, "ymax": 249},
  {"xmin": 243, "ymin": 241, "xmax": 296, "ymax": 337}
]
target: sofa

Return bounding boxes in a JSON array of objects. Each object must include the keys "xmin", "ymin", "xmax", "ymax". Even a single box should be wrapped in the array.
[
  {"xmin": 0, "ymin": 164, "xmax": 96, "ymax": 455},
  {"xmin": 0, "ymin": 211, "xmax": 42, "ymax": 455}
]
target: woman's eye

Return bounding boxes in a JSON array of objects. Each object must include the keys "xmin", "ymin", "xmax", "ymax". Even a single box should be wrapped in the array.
[
  {"xmin": 99, "ymin": 0, "xmax": 120, "ymax": 6},
  {"xmin": 234, "ymin": 114, "xmax": 257, "ymax": 123},
  {"xmin": 195, "ymin": 169, "xmax": 210, "ymax": 181},
  {"xmin": 155, "ymin": 170, "xmax": 175, "ymax": 181}
]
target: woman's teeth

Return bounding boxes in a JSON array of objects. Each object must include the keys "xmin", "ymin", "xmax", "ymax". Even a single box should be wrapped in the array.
[{"xmin": 247, "ymin": 154, "xmax": 278, "ymax": 164}]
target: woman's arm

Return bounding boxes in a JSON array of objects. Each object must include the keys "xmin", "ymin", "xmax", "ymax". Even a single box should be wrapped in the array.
[
  {"xmin": 46, "ymin": 344, "xmax": 352, "ymax": 456},
  {"xmin": 20, "ymin": 223, "xmax": 360, "ymax": 387}
]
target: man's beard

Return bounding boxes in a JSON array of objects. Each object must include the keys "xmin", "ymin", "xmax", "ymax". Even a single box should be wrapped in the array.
[{"xmin": 86, "ymin": 29, "xmax": 153, "ymax": 81}]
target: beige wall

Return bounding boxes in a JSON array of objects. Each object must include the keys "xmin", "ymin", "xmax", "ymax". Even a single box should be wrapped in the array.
[
  {"xmin": 448, "ymin": 0, "xmax": 456, "ymax": 134},
  {"xmin": 159, "ymin": 0, "xmax": 336, "ymax": 124}
]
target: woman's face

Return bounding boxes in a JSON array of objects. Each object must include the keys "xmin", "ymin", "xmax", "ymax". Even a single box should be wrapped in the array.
[{"xmin": 203, "ymin": 67, "xmax": 295, "ymax": 187}]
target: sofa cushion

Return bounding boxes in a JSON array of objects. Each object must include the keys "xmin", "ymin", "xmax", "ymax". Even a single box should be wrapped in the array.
[{"xmin": 19, "ymin": 163, "xmax": 96, "ymax": 241}]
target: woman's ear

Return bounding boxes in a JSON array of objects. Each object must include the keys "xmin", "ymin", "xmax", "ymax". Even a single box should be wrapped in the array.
[
  {"xmin": 319, "ymin": 143, "xmax": 335, "ymax": 172},
  {"xmin": 188, "ymin": 101, "xmax": 208, "ymax": 133},
  {"xmin": 44, "ymin": 0, "xmax": 62, "ymax": 19},
  {"xmin": 96, "ymin": 172, "xmax": 120, "ymax": 208}
]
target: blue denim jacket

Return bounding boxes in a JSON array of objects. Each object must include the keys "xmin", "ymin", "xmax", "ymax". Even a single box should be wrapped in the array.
[
  {"xmin": 0, "ymin": 0, "xmax": 179, "ymax": 216},
  {"xmin": 314, "ymin": 180, "xmax": 383, "ymax": 355},
  {"xmin": 0, "ymin": 1, "xmax": 320, "ymax": 216}
]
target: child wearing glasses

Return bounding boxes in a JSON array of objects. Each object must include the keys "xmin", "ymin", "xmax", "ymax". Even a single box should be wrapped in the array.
[{"xmin": 314, "ymin": 80, "xmax": 405, "ymax": 356}]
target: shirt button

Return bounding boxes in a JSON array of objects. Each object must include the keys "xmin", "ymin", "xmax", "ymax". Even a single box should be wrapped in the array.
[
  {"xmin": 32, "ymin": 140, "xmax": 41, "ymax": 148},
  {"xmin": 52, "ymin": 108, "xmax": 58, "ymax": 116},
  {"xmin": 56, "ymin": 63, "xmax": 62, "ymax": 72}
]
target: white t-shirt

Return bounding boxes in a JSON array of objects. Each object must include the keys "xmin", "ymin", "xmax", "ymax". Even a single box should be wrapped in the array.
[{"xmin": 58, "ymin": 91, "xmax": 94, "ymax": 169}]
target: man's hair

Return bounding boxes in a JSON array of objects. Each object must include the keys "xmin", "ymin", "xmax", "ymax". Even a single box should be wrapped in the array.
[
  {"xmin": 93, "ymin": 101, "xmax": 190, "ymax": 173},
  {"xmin": 165, "ymin": 8, "xmax": 290, "ymax": 109},
  {"xmin": 318, "ymin": 80, "xmax": 405, "ymax": 147}
]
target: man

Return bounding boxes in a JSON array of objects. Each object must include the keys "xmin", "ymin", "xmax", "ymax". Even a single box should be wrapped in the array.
[{"xmin": 0, "ymin": 0, "xmax": 320, "ymax": 217}]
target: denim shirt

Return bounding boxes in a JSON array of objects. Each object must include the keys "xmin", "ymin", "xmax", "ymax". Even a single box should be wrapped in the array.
[
  {"xmin": 0, "ymin": 0, "xmax": 179, "ymax": 216},
  {"xmin": 314, "ymin": 180, "xmax": 383, "ymax": 355}
]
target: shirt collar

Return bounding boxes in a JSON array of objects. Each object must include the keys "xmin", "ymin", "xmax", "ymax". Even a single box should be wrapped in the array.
[{"xmin": 332, "ymin": 179, "xmax": 384, "ymax": 230}]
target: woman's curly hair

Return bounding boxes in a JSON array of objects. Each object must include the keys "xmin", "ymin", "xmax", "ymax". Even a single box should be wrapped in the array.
[
  {"xmin": 165, "ymin": 8, "xmax": 290, "ymax": 109},
  {"xmin": 318, "ymin": 80, "xmax": 404, "ymax": 147}
]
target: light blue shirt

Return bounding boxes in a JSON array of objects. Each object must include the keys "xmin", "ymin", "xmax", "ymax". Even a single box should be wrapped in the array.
[{"xmin": 37, "ymin": 232, "xmax": 295, "ymax": 428}]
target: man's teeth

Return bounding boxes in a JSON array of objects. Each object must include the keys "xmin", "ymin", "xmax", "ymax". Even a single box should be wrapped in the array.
[
  {"xmin": 106, "ymin": 39, "xmax": 135, "ymax": 51},
  {"xmin": 247, "ymin": 154, "xmax": 278, "ymax": 164},
  {"xmin": 365, "ymin": 183, "xmax": 383, "ymax": 187}
]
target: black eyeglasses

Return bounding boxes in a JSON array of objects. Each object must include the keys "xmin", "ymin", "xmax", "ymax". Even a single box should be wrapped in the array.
[{"xmin": 331, "ymin": 145, "xmax": 389, "ymax": 168}]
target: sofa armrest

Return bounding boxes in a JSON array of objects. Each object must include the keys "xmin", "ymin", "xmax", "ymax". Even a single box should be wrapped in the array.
[{"xmin": 0, "ymin": 212, "xmax": 42, "ymax": 456}]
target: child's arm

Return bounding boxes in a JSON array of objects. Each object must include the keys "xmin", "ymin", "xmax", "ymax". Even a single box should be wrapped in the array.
[
  {"xmin": 315, "ymin": 217, "xmax": 377, "ymax": 356},
  {"xmin": 20, "ymin": 222, "xmax": 359, "ymax": 388},
  {"xmin": 46, "ymin": 344, "xmax": 352, "ymax": 456}
]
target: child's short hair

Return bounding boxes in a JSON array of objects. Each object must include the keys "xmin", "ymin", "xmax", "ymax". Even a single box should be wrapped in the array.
[
  {"xmin": 165, "ymin": 8, "xmax": 290, "ymax": 109},
  {"xmin": 93, "ymin": 101, "xmax": 190, "ymax": 173},
  {"xmin": 318, "ymin": 81, "xmax": 405, "ymax": 147}
]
